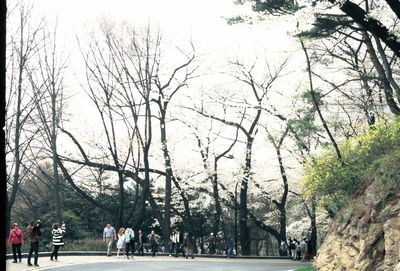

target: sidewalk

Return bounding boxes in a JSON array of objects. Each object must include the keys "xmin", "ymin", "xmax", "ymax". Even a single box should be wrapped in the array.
[
  {"xmin": 5, "ymin": 253, "xmax": 298, "ymax": 271},
  {"xmin": 6, "ymin": 254, "xmax": 140, "ymax": 271}
]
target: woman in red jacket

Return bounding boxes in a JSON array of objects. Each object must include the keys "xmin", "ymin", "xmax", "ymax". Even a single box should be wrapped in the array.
[{"xmin": 8, "ymin": 222, "xmax": 24, "ymax": 263}]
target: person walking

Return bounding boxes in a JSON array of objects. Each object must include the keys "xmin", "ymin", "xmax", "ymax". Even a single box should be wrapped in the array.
[
  {"xmin": 290, "ymin": 238, "xmax": 297, "ymax": 260},
  {"xmin": 208, "ymin": 232, "xmax": 216, "ymax": 255},
  {"xmin": 136, "ymin": 229, "xmax": 145, "ymax": 256},
  {"xmin": 169, "ymin": 229, "xmax": 176, "ymax": 256},
  {"xmin": 183, "ymin": 232, "xmax": 195, "ymax": 259},
  {"xmin": 226, "ymin": 237, "xmax": 234, "ymax": 258},
  {"xmin": 8, "ymin": 222, "xmax": 24, "ymax": 263},
  {"xmin": 27, "ymin": 220, "xmax": 42, "ymax": 267},
  {"xmin": 294, "ymin": 238, "xmax": 300, "ymax": 260},
  {"xmin": 300, "ymin": 237, "xmax": 308, "ymax": 262},
  {"xmin": 116, "ymin": 228, "xmax": 126, "ymax": 258},
  {"xmin": 103, "ymin": 223, "xmax": 117, "ymax": 256},
  {"xmin": 279, "ymin": 240, "xmax": 288, "ymax": 256},
  {"xmin": 124, "ymin": 225, "xmax": 135, "ymax": 259},
  {"xmin": 288, "ymin": 237, "xmax": 294, "ymax": 257},
  {"xmin": 173, "ymin": 228, "xmax": 183, "ymax": 257},
  {"xmin": 147, "ymin": 230, "xmax": 160, "ymax": 257},
  {"xmin": 50, "ymin": 223, "xmax": 66, "ymax": 261}
]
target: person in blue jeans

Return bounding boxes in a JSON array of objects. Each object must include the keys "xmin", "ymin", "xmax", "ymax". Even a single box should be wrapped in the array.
[{"xmin": 226, "ymin": 237, "xmax": 234, "ymax": 258}]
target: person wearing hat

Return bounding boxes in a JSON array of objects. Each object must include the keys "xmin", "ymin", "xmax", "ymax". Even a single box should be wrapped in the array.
[{"xmin": 8, "ymin": 223, "xmax": 24, "ymax": 263}]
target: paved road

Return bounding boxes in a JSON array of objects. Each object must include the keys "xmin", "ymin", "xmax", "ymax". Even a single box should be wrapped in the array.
[{"xmin": 6, "ymin": 256, "xmax": 312, "ymax": 271}]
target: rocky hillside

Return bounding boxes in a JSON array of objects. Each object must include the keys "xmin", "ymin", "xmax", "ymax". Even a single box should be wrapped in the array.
[{"xmin": 315, "ymin": 149, "xmax": 400, "ymax": 271}]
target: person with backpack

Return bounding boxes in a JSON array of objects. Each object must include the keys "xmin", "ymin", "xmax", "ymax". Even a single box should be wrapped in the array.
[
  {"xmin": 8, "ymin": 222, "xmax": 24, "ymax": 263},
  {"xmin": 289, "ymin": 237, "xmax": 297, "ymax": 260}
]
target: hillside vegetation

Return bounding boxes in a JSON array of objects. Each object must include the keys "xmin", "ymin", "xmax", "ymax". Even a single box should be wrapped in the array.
[
  {"xmin": 301, "ymin": 117, "xmax": 400, "ymax": 270},
  {"xmin": 301, "ymin": 117, "xmax": 400, "ymax": 216}
]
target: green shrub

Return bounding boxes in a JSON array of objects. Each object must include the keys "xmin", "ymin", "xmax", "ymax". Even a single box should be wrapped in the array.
[
  {"xmin": 301, "ymin": 117, "xmax": 400, "ymax": 213},
  {"xmin": 63, "ymin": 239, "xmax": 106, "ymax": 251},
  {"xmin": 6, "ymin": 239, "xmax": 106, "ymax": 254}
]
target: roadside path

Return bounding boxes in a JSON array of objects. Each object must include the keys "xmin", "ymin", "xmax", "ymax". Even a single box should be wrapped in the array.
[{"xmin": 6, "ymin": 255, "xmax": 312, "ymax": 271}]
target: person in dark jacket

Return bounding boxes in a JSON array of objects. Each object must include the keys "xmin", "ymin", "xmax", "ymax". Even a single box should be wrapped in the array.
[
  {"xmin": 182, "ymin": 232, "xmax": 195, "ymax": 259},
  {"xmin": 136, "ymin": 229, "xmax": 145, "ymax": 256},
  {"xmin": 27, "ymin": 220, "xmax": 42, "ymax": 267},
  {"xmin": 208, "ymin": 232, "xmax": 216, "ymax": 254},
  {"xmin": 51, "ymin": 223, "xmax": 66, "ymax": 261}
]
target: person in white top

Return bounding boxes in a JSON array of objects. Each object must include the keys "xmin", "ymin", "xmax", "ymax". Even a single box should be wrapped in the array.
[
  {"xmin": 116, "ymin": 228, "xmax": 126, "ymax": 258},
  {"xmin": 124, "ymin": 226, "xmax": 135, "ymax": 259},
  {"xmin": 173, "ymin": 228, "xmax": 183, "ymax": 257}
]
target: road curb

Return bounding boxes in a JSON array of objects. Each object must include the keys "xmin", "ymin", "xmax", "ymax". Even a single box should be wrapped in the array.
[{"xmin": 6, "ymin": 251, "xmax": 292, "ymax": 260}]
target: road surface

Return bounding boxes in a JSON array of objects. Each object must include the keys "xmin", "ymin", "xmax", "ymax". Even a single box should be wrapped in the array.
[{"xmin": 6, "ymin": 256, "xmax": 313, "ymax": 271}]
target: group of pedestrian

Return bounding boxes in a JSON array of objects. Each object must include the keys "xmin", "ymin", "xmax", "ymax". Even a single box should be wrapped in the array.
[
  {"xmin": 103, "ymin": 224, "xmax": 153, "ymax": 258},
  {"xmin": 169, "ymin": 228, "xmax": 195, "ymax": 259},
  {"xmin": 287, "ymin": 237, "xmax": 311, "ymax": 261},
  {"xmin": 7, "ymin": 220, "xmax": 66, "ymax": 267},
  {"xmin": 206, "ymin": 232, "xmax": 234, "ymax": 258},
  {"xmin": 103, "ymin": 224, "xmax": 198, "ymax": 259}
]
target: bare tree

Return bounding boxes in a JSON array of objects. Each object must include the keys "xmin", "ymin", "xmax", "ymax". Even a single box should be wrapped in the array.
[
  {"xmin": 5, "ymin": 2, "xmax": 43, "ymax": 235},
  {"xmin": 28, "ymin": 20, "xmax": 68, "ymax": 224},
  {"xmin": 181, "ymin": 116, "xmax": 241, "ymax": 237},
  {"xmin": 152, "ymin": 39, "xmax": 197, "ymax": 246},
  {"xmin": 188, "ymin": 58, "xmax": 288, "ymax": 255},
  {"xmin": 1, "ymin": 0, "xmax": 6, "ymax": 266},
  {"xmin": 300, "ymin": 39, "xmax": 343, "ymax": 161},
  {"xmin": 57, "ymin": 23, "xmax": 199, "ymax": 247}
]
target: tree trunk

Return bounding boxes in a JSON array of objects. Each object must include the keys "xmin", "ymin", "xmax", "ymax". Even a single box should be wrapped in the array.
[
  {"xmin": 309, "ymin": 199, "xmax": 317, "ymax": 257},
  {"xmin": 212, "ymin": 161, "xmax": 222, "ymax": 235},
  {"xmin": 328, "ymin": 0, "xmax": 400, "ymax": 57},
  {"xmin": 239, "ymin": 137, "xmax": 253, "ymax": 255},
  {"xmin": 51, "ymin": 93, "xmax": 62, "ymax": 224},
  {"xmin": 159, "ymin": 108, "xmax": 171, "ymax": 251},
  {"xmin": 362, "ymin": 31, "xmax": 400, "ymax": 115},
  {"xmin": 7, "ymin": 22, "xmax": 25, "ymax": 232},
  {"xmin": 301, "ymin": 39, "xmax": 343, "ymax": 160}
]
